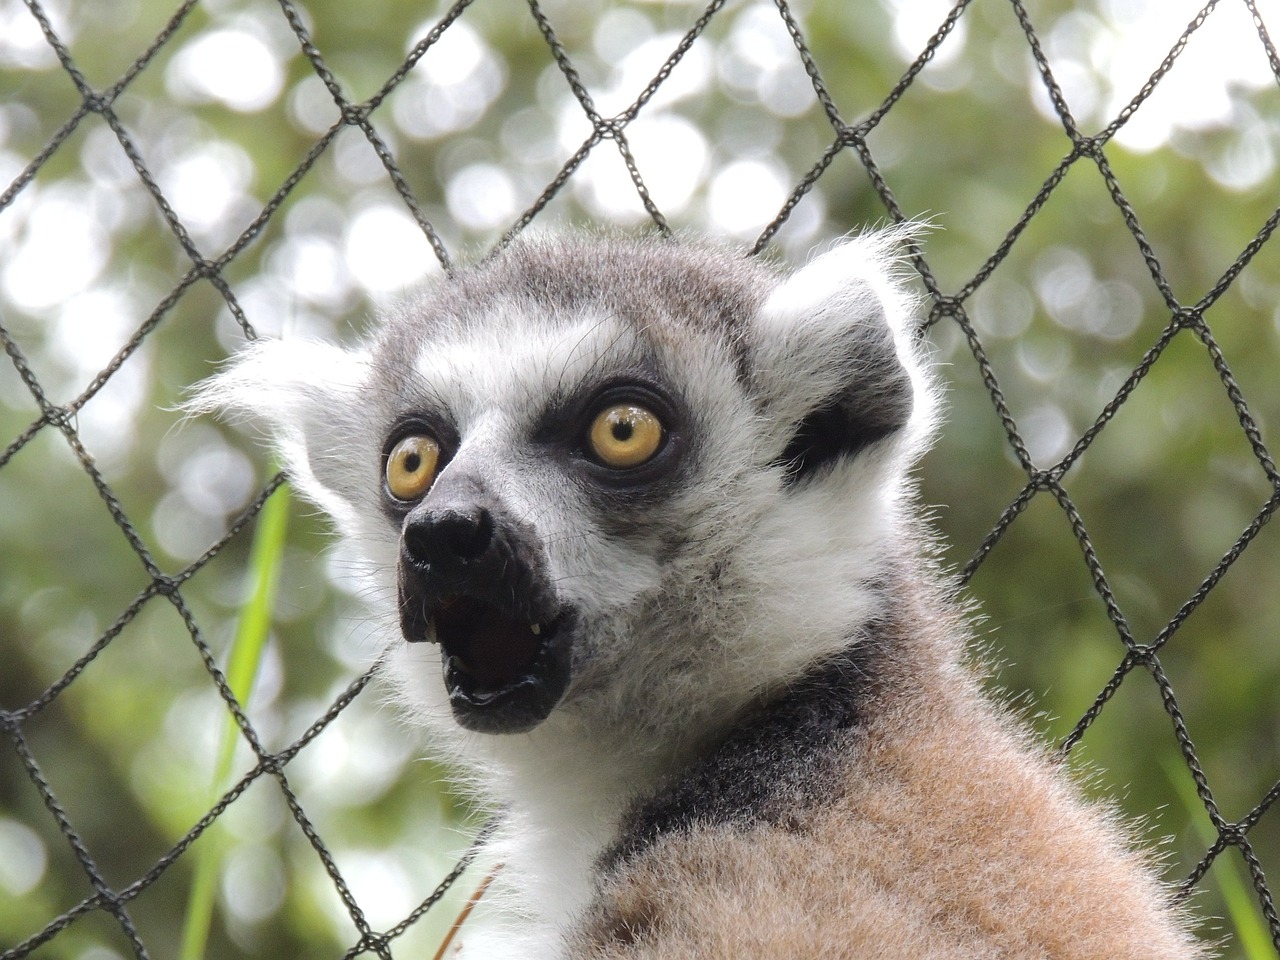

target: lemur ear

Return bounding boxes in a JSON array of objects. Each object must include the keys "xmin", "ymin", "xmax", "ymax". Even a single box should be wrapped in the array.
[
  {"xmin": 751, "ymin": 231, "xmax": 935, "ymax": 484},
  {"xmin": 187, "ymin": 339, "xmax": 376, "ymax": 536}
]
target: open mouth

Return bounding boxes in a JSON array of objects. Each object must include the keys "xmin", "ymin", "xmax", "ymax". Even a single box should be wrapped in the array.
[
  {"xmin": 394, "ymin": 498, "xmax": 573, "ymax": 734},
  {"xmin": 427, "ymin": 595, "xmax": 572, "ymax": 733}
]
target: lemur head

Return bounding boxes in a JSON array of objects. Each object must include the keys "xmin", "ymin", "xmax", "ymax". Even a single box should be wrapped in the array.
[{"xmin": 195, "ymin": 231, "xmax": 935, "ymax": 749}]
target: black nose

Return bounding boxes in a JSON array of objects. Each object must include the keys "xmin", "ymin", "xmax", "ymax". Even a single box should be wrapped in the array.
[{"xmin": 403, "ymin": 507, "xmax": 496, "ymax": 571}]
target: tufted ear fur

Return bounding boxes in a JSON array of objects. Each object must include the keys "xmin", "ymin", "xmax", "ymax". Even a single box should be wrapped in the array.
[
  {"xmin": 749, "ymin": 230, "xmax": 935, "ymax": 484},
  {"xmin": 186, "ymin": 338, "xmax": 378, "ymax": 539}
]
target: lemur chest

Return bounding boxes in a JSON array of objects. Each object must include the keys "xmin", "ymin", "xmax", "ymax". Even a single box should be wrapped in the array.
[{"xmin": 453, "ymin": 678, "xmax": 868, "ymax": 957}]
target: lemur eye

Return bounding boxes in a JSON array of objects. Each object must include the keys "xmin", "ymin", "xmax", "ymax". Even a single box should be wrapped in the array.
[
  {"xmin": 386, "ymin": 434, "xmax": 440, "ymax": 502},
  {"xmin": 587, "ymin": 403, "xmax": 665, "ymax": 469}
]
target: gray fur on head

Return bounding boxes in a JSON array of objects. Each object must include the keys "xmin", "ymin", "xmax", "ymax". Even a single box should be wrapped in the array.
[{"xmin": 194, "ymin": 228, "xmax": 934, "ymax": 751}]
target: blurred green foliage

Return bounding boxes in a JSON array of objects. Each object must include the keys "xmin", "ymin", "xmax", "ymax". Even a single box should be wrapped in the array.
[{"xmin": 1, "ymin": 0, "xmax": 1278, "ymax": 957}]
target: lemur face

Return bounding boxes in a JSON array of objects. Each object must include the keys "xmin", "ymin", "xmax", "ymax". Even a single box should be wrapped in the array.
[
  {"xmin": 193, "ymin": 232, "xmax": 933, "ymax": 740},
  {"xmin": 369, "ymin": 266, "xmax": 763, "ymax": 734},
  {"xmin": 381, "ymin": 366, "xmax": 693, "ymax": 731}
]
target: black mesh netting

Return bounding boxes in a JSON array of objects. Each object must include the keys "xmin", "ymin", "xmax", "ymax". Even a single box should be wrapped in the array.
[{"xmin": 2, "ymin": 0, "xmax": 1279, "ymax": 957}]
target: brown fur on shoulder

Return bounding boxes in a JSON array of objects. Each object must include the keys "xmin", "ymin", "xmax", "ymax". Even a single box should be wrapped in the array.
[{"xmin": 573, "ymin": 570, "xmax": 1207, "ymax": 959}]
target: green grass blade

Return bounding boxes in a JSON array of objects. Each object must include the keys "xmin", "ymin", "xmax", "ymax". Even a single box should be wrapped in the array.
[
  {"xmin": 179, "ymin": 481, "xmax": 291, "ymax": 960},
  {"xmin": 1162, "ymin": 754, "xmax": 1272, "ymax": 959}
]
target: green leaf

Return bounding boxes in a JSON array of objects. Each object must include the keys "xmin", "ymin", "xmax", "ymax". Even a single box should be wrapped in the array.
[
  {"xmin": 1162, "ymin": 754, "xmax": 1273, "ymax": 960},
  {"xmin": 178, "ymin": 480, "xmax": 291, "ymax": 960}
]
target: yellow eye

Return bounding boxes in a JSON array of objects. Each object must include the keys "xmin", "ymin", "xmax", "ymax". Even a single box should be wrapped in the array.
[
  {"xmin": 386, "ymin": 434, "xmax": 440, "ymax": 502},
  {"xmin": 588, "ymin": 403, "xmax": 665, "ymax": 469}
]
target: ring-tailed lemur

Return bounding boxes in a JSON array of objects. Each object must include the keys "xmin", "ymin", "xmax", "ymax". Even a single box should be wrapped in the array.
[{"xmin": 193, "ymin": 230, "xmax": 1209, "ymax": 958}]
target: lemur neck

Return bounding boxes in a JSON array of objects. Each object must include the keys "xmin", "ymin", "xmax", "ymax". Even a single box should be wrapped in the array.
[{"xmin": 481, "ymin": 711, "xmax": 698, "ymax": 822}]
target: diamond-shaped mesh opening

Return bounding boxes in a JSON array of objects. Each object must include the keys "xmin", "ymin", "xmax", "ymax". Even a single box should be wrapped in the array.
[
  {"xmin": 3, "ymin": 0, "xmax": 1280, "ymax": 957},
  {"xmin": 1073, "ymin": 332, "xmax": 1278, "ymax": 626}
]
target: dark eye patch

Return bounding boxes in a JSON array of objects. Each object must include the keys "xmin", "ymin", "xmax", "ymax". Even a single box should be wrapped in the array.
[{"xmin": 531, "ymin": 376, "xmax": 690, "ymax": 499}]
